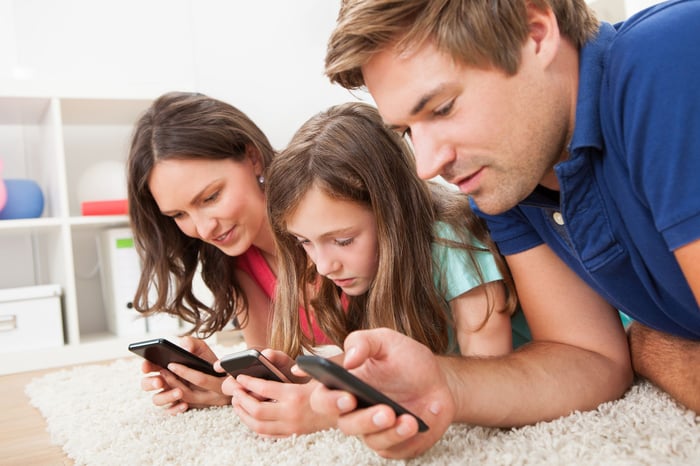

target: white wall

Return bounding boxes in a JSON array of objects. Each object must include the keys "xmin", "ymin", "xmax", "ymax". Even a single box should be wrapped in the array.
[
  {"xmin": 626, "ymin": 0, "xmax": 664, "ymax": 14},
  {"xmin": 0, "ymin": 0, "xmax": 666, "ymax": 147},
  {"xmin": 0, "ymin": 0, "xmax": 364, "ymax": 149}
]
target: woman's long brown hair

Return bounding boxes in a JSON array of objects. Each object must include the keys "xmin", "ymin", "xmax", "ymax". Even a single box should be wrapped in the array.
[{"xmin": 127, "ymin": 92, "xmax": 275, "ymax": 337}]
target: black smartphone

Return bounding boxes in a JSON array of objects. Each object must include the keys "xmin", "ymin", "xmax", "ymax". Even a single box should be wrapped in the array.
[
  {"xmin": 128, "ymin": 338, "xmax": 225, "ymax": 377},
  {"xmin": 219, "ymin": 348, "xmax": 291, "ymax": 382},
  {"xmin": 296, "ymin": 355, "xmax": 429, "ymax": 432}
]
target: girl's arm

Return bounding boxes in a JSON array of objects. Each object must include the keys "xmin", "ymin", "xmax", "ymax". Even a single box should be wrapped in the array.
[{"xmin": 450, "ymin": 280, "xmax": 513, "ymax": 356}]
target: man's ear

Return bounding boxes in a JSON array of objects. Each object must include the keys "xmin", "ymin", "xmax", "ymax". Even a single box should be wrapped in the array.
[{"xmin": 526, "ymin": 1, "xmax": 561, "ymax": 67}]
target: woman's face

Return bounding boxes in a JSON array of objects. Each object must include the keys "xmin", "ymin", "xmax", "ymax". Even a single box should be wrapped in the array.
[
  {"xmin": 285, "ymin": 185, "xmax": 379, "ymax": 296},
  {"xmin": 148, "ymin": 155, "xmax": 266, "ymax": 256}
]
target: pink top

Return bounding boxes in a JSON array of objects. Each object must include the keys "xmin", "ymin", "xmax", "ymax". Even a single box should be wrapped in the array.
[{"xmin": 237, "ymin": 246, "xmax": 331, "ymax": 345}]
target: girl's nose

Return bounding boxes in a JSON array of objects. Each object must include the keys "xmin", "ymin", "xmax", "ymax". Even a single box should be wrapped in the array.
[{"xmin": 314, "ymin": 248, "xmax": 339, "ymax": 276}]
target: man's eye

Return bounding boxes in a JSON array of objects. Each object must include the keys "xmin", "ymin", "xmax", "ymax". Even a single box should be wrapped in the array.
[{"xmin": 204, "ymin": 192, "xmax": 219, "ymax": 203}]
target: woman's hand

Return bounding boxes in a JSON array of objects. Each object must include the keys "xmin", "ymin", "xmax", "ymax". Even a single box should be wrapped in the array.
[{"xmin": 140, "ymin": 336, "xmax": 231, "ymax": 414}]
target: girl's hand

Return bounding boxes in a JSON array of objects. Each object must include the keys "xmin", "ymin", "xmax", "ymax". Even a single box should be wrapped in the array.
[
  {"xmin": 140, "ymin": 336, "xmax": 231, "ymax": 414},
  {"xmin": 224, "ymin": 375, "xmax": 336, "ymax": 436},
  {"xmin": 218, "ymin": 348, "xmax": 327, "ymax": 436}
]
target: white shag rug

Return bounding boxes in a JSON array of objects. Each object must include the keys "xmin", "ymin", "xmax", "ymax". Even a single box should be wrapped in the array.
[{"xmin": 25, "ymin": 343, "xmax": 700, "ymax": 466}]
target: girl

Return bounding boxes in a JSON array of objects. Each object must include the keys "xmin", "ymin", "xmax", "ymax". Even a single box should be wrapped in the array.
[
  {"xmin": 127, "ymin": 91, "xmax": 329, "ymax": 414},
  {"xmin": 222, "ymin": 102, "xmax": 530, "ymax": 436}
]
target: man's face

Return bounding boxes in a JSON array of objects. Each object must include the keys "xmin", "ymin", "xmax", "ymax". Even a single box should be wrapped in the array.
[{"xmin": 362, "ymin": 39, "xmax": 571, "ymax": 215}]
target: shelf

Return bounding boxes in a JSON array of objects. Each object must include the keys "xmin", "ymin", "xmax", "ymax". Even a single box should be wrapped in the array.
[
  {"xmin": 0, "ymin": 94, "xmax": 154, "ymax": 373},
  {"xmin": 0, "ymin": 330, "xmax": 244, "ymax": 375},
  {"xmin": 69, "ymin": 215, "xmax": 129, "ymax": 228},
  {"xmin": 0, "ymin": 218, "xmax": 62, "ymax": 234}
]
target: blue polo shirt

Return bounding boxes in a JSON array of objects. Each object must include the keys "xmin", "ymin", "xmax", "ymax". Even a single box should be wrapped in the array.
[{"xmin": 474, "ymin": 0, "xmax": 700, "ymax": 339}]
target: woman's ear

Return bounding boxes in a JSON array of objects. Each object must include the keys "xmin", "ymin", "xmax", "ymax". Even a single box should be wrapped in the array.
[
  {"xmin": 526, "ymin": 1, "xmax": 560, "ymax": 67},
  {"xmin": 245, "ymin": 144, "xmax": 263, "ymax": 175}
]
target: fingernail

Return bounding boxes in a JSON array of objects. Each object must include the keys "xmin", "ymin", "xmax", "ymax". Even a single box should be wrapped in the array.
[
  {"xmin": 337, "ymin": 395, "xmax": 353, "ymax": 412},
  {"xmin": 372, "ymin": 411, "xmax": 389, "ymax": 427},
  {"xmin": 152, "ymin": 379, "xmax": 159, "ymax": 389},
  {"xmin": 346, "ymin": 346, "xmax": 357, "ymax": 358},
  {"xmin": 429, "ymin": 401, "xmax": 441, "ymax": 415},
  {"xmin": 396, "ymin": 423, "xmax": 411, "ymax": 437}
]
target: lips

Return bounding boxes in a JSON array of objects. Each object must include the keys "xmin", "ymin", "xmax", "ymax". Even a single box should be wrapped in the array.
[
  {"xmin": 212, "ymin": 227, "xmax": 234, "ymax": 244},
  {"xmin": 452, "ymin": 167, "xmax": 484, "ymax": 194},
  {"xmin": 332, "ymin": 278, "xmax": 355, "ymax": 287}
]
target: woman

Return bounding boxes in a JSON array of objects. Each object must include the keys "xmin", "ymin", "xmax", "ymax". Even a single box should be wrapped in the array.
[{"xmin": 127, "ymin": 91, "xmax": 328, "ymax": 414}]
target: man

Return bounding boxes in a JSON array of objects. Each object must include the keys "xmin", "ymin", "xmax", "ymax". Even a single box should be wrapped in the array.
[{"xmin": 307, "ymin": 0, "xmax": 700, "ymax": 459}]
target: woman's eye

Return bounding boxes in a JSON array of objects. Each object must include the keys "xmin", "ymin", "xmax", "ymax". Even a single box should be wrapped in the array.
[
  {"xmin": 434, "ymin": 100, "xmax": 454, "ymax": 116},
  {"xmin": 402, "ymin": 127, "xmax": 412, "ymax": 139},
  {"xmin": 336, "ymin": 238, "xmax": 353, "ymax": 247}
]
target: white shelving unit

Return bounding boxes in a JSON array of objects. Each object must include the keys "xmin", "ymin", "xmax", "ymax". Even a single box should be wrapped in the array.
[{"xmin": 0, "ymin": 94, "xmax": 167, "ymax": 374}]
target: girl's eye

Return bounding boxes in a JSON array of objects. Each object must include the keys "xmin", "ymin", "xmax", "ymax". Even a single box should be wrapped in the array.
[
  {"xmin": 295, "ymin": 237, "xmax": 310, "ymax": 246},
  {"xmin": 336, "ymin": 238, "xmax": 353, "ymax": 247},
  {"xmin": 402, "ymin": 127, "xmax": 412, "ymax": 139},
  {"xmin": 434, "ymin": 99, "xmax": 454, "ymax": 117},
  {"xmin": 169, "ymin": 212, "xmax": 183, "ymax": 220}
]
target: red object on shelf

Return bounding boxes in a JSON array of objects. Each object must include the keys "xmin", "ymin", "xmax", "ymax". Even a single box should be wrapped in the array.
[{"xmin": 81, "ymin": 199, "xmax": 128, "ymax": 216}]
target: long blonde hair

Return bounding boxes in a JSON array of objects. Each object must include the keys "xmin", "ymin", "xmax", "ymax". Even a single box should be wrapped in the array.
[{"xmin": 266, "ymin": 102, "xmax": 515, "ymax": 357}]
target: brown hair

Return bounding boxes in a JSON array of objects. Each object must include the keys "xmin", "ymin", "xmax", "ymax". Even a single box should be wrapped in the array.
[
  {"xmin": 266, "ymin": 102, "xmax": 516, "ymax": 357},
  {"xmin": 326, "ymin": 0, "xmax": 599, "ymax": 89},
  {"xmin": 127, "ymin": 91, "xmax": 275, "ymax": 337}
]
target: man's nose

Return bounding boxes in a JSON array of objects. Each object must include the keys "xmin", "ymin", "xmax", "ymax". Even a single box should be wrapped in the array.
[{"xmin": 410, "ymin": 126, "xmax": 454, "ymax": 180}]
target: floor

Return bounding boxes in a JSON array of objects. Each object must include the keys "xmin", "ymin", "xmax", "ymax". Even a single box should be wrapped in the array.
[
  {"xmin": 0, "ymin": 331, "xmax": 244, "ymax": 465},
  {"xmin": 0, "ymin": 364, "xmax": 79, "ymax": 465}
]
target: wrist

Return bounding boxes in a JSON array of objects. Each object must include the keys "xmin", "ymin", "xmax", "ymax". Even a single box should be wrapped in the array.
[{"xmin": 435, "ymin": 355, "xmax": 464, "ymax": 423}]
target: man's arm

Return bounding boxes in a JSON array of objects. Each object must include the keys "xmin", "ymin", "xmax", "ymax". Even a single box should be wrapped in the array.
[
  {"xmin": 675, "ymin": 238, "xmax": 700, "ymax": 308},
  {"xmin": 628, "ymin": 237, "xmax": 700, "ymax": 413},
  {"xmin": 455, "ymin": 243, "xmax": 632, "ymax": 425},
  {"xmin": 309, "ymin": 243, "xmax": 633, "ymax": 459}
]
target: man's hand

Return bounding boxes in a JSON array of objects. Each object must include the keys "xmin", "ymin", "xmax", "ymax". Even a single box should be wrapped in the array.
[{"xmin": 307, "ymin": 328, "xmax": 455, "ymax": 459}]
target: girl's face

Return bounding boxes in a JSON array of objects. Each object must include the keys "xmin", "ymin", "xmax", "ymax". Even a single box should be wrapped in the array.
[
  {"xmin": 285, "ymin": 185, "xmax": 379, "ymax": 296},
  {"xmin": 148, "ymin": 155, "xmax": 266, "ymax": 256}
]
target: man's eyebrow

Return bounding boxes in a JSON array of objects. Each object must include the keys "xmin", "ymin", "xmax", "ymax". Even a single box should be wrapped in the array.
[{"xmin": 386, "ymin": 86, "xmax": 446, "ymax": 131}]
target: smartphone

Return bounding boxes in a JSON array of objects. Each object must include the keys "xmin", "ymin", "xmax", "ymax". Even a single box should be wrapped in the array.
[
  {"xmin": 219, "ymin": 348, "xmax": 291, "ymax": 382},
  {"xmin": 128, "ymin": 338, "xmax": 225, "ymax": 377},
  {"xmin": 296, "ymin": 355, "xmax": 429, "ymax": 432}
]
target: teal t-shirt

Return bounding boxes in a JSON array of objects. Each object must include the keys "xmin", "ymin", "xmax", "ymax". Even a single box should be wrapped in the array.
[{"xmin": 431, "ymin": 222, "xmax": 531, "ymax": 351}]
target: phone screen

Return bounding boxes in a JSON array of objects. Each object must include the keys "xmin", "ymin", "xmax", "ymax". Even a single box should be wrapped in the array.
[
  {"xmin": 219, "ymin": 349, "xmax": 290, "ymax": 382},
  {"xmin": 296, "ymin": 355, "xmax": 429, "ymax": 432},
  {"xmin": 128, "ymin": 338, "xmax": 225, "ymax": 377}
]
